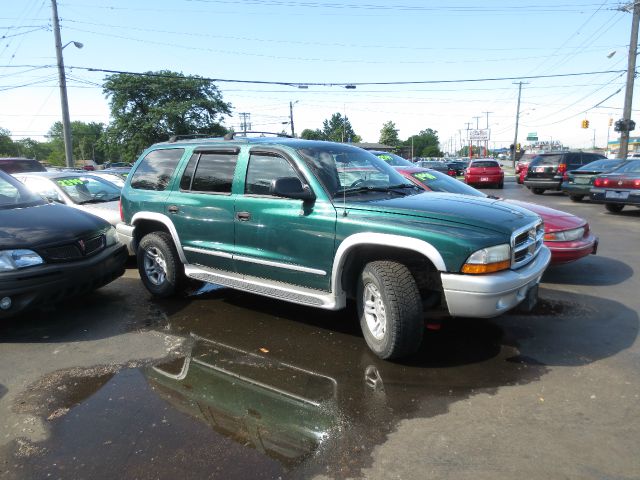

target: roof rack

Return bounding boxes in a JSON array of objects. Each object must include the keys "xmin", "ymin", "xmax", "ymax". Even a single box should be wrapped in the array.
[
  {"xmin": 223, "ymin": 131, "xmax": 293, "ymax": 141},
  {"xmin": 167, "ymin": 134, "xmax": 213, "ymax": 143}
]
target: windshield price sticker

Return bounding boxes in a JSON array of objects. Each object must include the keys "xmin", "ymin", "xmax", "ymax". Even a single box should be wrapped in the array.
[
  {"xmin": 414, "ymin": 172, "xmax": 436, "ymax": 181},
  {"xmin": 56, "ymin": 178, "xmax": 86, "ymax": 187}
]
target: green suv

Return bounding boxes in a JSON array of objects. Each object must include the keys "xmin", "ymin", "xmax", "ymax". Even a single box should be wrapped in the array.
[{"xmin": 117, "ymin": 135, "xmax": 550, "ymax": 359}]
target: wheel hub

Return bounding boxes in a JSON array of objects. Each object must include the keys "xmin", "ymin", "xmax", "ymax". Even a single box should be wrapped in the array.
[
  {"xmin": 143, "ymin": 247, "xmax": 167, "ymax": 286},
  {"xmin": 363, "ymin": 283, "xmax": 387, "ymax": 340}
]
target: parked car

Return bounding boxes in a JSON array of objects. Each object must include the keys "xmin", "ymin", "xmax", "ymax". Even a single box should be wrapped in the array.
[
  {"xmin": 590, "ymin": 159, "xmax": 640, "ymax": 212},
  {"xmin": 0, "ymin": 170, "xmax": 126, "ymax": 319},
  {"xmin": 447, "ymin": 160, "xmax": 468, "ymax": 176},
  {"xmin": 88, "ymin": 171, "xmax": 126, "ymax": 188},
  {"xmin": 370, "ymin": 151, "xmax": 414, "ymax": 167},
  {"xmin": 103, "ymin": 162, "xmax": 133, "ymax": 169},
  {"xmin": 118, "ymin": 136, "xmax": 549, "ymax": 359},
  {"xmin": 524, "ymin": 151, "xmax": 606, "ymax": 194},
  {"xmin": 13, "ymin": 172, "xmax": 122, "ymax": 225},
  {"xmin": 515, "ymin": 153, "xmax": 538, "ymax": 183},
  {"xmin": 0, "ymin": 157, "xmax": 46, "ymax": 174},
  {"xmin": 417, "ymin": 160, "xmax": 456, "ymax": 176},
  {"xmin": 561, "ymin": 159, "xmax": 629, "ymax": 202},
  {"xmin": 464, "ymin": 159, "xmax": 504, "ymax": 188},
  {"xmin": 395, "ymin": 166, "xmax": 598, "ymax": 265},
  {"xmin": 101, "ymin": 167, "xmax": 131, "ymax": 178}
]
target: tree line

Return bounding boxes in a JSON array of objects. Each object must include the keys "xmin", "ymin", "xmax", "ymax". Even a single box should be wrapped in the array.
[{"xmin": 1, "ymin": 71, "xmax": 442, "ymax": 164}]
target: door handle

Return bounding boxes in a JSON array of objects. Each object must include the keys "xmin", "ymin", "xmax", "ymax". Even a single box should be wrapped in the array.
[
  {"xmin": 236, "ymin": 211, "xmax": 251, "ymax": 221},
  {"xmin": 167, "ymin": 205, "xmax": 179, "ymax": 214}
]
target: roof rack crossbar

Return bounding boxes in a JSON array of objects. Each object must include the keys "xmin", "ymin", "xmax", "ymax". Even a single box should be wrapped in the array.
[
  {"xmin": 167, "ymin": 134, "xmax": 214, "ymax": 143},
  {"xmin": 223, "ymin": 131, "xmax": 293, "ymax": 141}
]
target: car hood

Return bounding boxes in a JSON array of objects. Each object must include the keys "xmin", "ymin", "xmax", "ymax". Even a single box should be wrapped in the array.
[
  {"xmin": 0, "ymin": 202, "xmax": 110, "ymax": 250},
  {"xmin": 505, "ymin": 200, "xmax": 585, "ymax": 232},
  {"xmin": 74, "ymin": 201, "xmax": 121, "ymax": 225},
  {"xmin": 341, "ymin": 192, "xmax": 539, "ymax": 235}
]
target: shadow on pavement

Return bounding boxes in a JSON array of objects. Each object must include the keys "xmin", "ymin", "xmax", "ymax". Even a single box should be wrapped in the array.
[{"xmin": 544, "ymin": 255, "xmax": 634, "ymax": 286}]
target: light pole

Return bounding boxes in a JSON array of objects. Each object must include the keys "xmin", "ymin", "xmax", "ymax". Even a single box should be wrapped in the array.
[
  {"xmin": 52, "ymin": 0, "xmax": 83, "ymax": 168},
  {"xmin": 289, "ymin": 101, "xmax": 299, "ymax": 137}
]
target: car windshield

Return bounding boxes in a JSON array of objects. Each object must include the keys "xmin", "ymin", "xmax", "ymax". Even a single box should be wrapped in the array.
[
  {"xmin": 410, "ymin": 170, "xmax": 485, "ymax": 197},
  {"xmin": 576, "ymin": 159, "xmax": 623, "ymax": 171},
  {"xmin": 374, "ymin": 152, "xmax": 414, "ymax": 167},
  {"xmin": 470, "ymin": 160, "xmax": 498, "ymax": 168},
  {"xmin": 297, "ymin": 145, "xmax": 416, "ymax": 198},
  {"xmin": 55, "ymin": 175, "xmax": 121, "ymax": 204},
  {"xmin": 531, "ymin": 154, "xmax": 563, "ymax": 166},
  {"xmin": 0, "ymin": 172, "xmax": 44, "ymax": 209},
  {"xmin": 610, "ymin": 159, "xmax": 640, "ymax": 173}
]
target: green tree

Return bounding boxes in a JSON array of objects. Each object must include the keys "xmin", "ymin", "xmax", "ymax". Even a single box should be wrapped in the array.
[
  {"xmin": 321, "ymin": 113, "xmax": 361, "ymax": 143},
  {"xmin": 405, "ymin": 128, "xmax": 443, "ymax": 158},
  {"xmin": 379, "ymin": 120, "xmax": 400, "ymax": 147},
  {"xmin": 14, "ymin": 138, "xmax": 53, "ymax": 161},
  {"xmin": 47, "ymin": 121, "xmax": 106, "ymax": 164},
  {"xmin": 0, "ymin": 127, "xmax": 18, "ymax": 157},
  {"xmin": 300, "ymin": 128, "xmax": 324, "ymax": 140},
  {"xmin": 102, "ymin": 70, "xmax": 231, "ymax": 161}
]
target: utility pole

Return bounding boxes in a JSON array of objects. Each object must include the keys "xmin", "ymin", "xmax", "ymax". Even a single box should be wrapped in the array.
[
  {"xmin": 238, "ymin": 112, "xmax": 251, "ymax": 135},
  {"xmin": 511, "ymin": 81, "xmax": 527, "ymax": 167},
  {"xmin": 465, "ymin": 122, "xmax": 472, "ymax": 158},
  {"xmin": 483, "ymin": 111, "xmax": 492, "ymax": 157},
  {"xmin": 51, "ymin": 0, "xmax": 74, "ymax": 168},
  {"xmin": 618, "ymin": 1, "xmax": 640, "ymax": 159},
  {"xmin": 289, "ymin": 101, "xmax": 296, "ymax": 137}
]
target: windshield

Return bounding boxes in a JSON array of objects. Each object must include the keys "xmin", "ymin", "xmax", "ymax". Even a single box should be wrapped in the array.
[
  {"xmin": 0, "ymin": 171, "xmax": 44, "ymax": 209},
  {"xmin": 610, "ymin": 159, "xmax": 640, "ymax": 173},
  {"xmin": 374, "ymin": 152, "xmax": 414, "ymax": 167},
  {"xmin": 577, "ymin": 159, "xmax": 624, "ymax": 171},
  {"xmin": 531, "ymin": 154, "xmax": 563, "ymax": 166},
  {"xmin": 410, "ymin": 169, "xmax": 485, "ymax": 197},
  {"xmin": 297, "ymin": 145, "xmax": 416, "ymax": 197},
  {"xmin": 470, "ymin": 160, "xmax": 499, "ymax": 168},
  {"xmin": 55, "ymin": 176, "xmax": 121, "ymax": 204}
]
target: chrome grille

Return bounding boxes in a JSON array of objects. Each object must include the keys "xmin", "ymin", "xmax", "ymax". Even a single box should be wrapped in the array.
[
  {"xmin": 511, "ymin": 221, "xmax": 544, "ymax": 269},
  {"xmin": 40, "ymin": 234, "xmax": 106, "ymax": 262}
]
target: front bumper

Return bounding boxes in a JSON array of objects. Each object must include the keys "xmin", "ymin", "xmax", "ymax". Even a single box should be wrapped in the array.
[
  {"xmin": 547, "ymin": 234, "xmax": 598, "ymax": 265},
  {"xmin": 440, "ymin": 246, "xmax": 551, "ymax": 318},
  {"xmin": 0, "ymin": 243, "xmax": 127, "ymax": 319},
  {"xmin": 116, "ymin": 222, "xmax": 136, "ymax": 255}
]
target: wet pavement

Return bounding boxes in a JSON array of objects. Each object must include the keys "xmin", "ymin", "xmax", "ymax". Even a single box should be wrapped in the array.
[{"xmin": 1, "ymin": 184, "xmax": 639, "ymax": 480}]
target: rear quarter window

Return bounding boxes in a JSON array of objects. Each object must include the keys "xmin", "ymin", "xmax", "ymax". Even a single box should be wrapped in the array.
[{"xmin": 130, "ymin": 149, "xmax": 184, "ymax": 191}]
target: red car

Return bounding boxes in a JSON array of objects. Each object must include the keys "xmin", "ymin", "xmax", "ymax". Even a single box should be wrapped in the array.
[
  {"xmin": 515, "ymin": 153, "xmax": 537, "ymax": 183},
  {"xmin": 395, "ymin": 166, "xmax": 598, "ymax": 265},
  {"xmin": 518, "ymin": 164, "xmax": 528, "ymax": 184},
  {"xmin": 464, "ymin": 159, "xmax": 504, "ymax": 188}
]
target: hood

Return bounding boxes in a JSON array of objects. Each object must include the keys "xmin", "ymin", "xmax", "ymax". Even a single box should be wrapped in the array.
[
  {"xmin": 0, "ymin": 203, "xmax": 110, "ymax": 250},
  {"xmin": 74, "ymin": 201, "xmax": 121, "ymax": 226},
  {"xmin": 505, "ymin": 200, "xmax": 585, "ymax": 232},
  {"xmin": 341, "ymin": 192, "xmax": 539, "ymax": 235}
]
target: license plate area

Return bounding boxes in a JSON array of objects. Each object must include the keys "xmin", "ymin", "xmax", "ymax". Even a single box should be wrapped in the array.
[
  {"xmin": 480, "ymin": 176, "xmax": 489, "ymax": 181},
  {"xmin": 605, "ymin": 190, "xmax": 629, "ymax": 199}
]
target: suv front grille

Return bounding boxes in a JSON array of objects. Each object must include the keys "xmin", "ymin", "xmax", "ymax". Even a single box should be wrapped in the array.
[
  {"xmin": 511, "ymin": 221, "xmax": 544, "ymax": 269},
  {"xmin": 40, "ymin": 234, "xmax": 106, "ymax": 262}
]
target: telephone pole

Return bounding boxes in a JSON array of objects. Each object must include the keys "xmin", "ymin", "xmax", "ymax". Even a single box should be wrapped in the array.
[
  {"xmin": 51, "ymin": 0, "xmax": 74, "ymax": 168},
  {"xmin": 238, "ymin": 112, "xmax": 251, "ymax": 135},
  {"xmin": 465, "ymin": 122, "xmax": 472, "ymax": 158},
  {"xmin": 618, "ymin": 1, "xmax": 640, "ymax": 159},
  {"xmin": 511, "ymin": 81, "xmax": 527, "ymax": 167},
  {"xmin": 289, "ymin": 101, "xmax": 296, "ymax": 137},
  {"xmin": 483, "ymin": 111, "xmax": 492, "ymax": 157}
]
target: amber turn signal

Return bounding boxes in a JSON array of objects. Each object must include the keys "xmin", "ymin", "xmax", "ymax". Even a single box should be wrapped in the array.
[{"xmin": 461, "ymin": 260, "xmax": 511, "ymax": 274}]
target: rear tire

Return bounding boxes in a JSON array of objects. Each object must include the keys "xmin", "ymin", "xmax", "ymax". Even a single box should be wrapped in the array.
[
  {"xmin": 497, "ymin": 181, "xmax": 504, "ymax": 189},
  {"xmin": 569, "ymin": 195, "xmax": 584, "ymax": 202},
  {"xmin": 605, "ymin": 203, "xmax": 624, "ymax": 213},
  {"xmin": 137, "ymin": 232, "xmax": 185, "ymax": 297},
  {"xmin": 531, "ymin": 187, "xmax": 545, "ymax": 195},
  {"xmin": 357, "ymin": 261, "xmax": 423, "ymax": 360}
]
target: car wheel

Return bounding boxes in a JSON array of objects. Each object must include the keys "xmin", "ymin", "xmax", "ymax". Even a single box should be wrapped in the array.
[
  {"xmin": 137, "ymin": 231, "xmax": 185, "ymax": 297},
  {"xmin": 605, "ymin": 203, "xmax": 624, "ymax": 213},
  {"xmin": 569, "ymin": 195, "xmax": 584, "ymax": 202},
  {"xmin": 531, "ymin": 188, "xmax": 545, "ymax": 195},
  {"xmin": 497, "ymin": 181, "xmax": 504, "ymax": 189},
  {"xmin": 357, "ymin": 261, "xmax": 423, "ymax": 360}
]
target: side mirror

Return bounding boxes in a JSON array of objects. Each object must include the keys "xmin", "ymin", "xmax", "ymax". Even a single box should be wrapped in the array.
[{"xmin": 270, "ymin": 177, "xmax": 315, "ymax": 201}]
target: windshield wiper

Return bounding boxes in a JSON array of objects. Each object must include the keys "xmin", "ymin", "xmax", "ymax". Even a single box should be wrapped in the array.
[
  {"xmin": 78, "ymin": 198, "xmax": 108, "ymax": 204},
  {"xmin": 334, "ymin": 184, "xmax": 418, "ymax": 197}
]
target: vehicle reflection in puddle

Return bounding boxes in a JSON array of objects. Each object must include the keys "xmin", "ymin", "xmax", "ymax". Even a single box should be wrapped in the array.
[{"xmin": 147, "ymin": 334, "xmax": 339, "ymax": 467}]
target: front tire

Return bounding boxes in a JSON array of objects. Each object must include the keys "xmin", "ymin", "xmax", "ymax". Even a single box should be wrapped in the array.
[
  {"xmin": 357, "ymin": 261, "xmax": 423, "ymax": 360},
  {"xmin": 569, "ymin": 194, "xmax": 584, "ymax": 202},
  {"xmin": 605, "ymin": 203, "xmax": 624, "ymax": 213},
  {"xmin": 532, "ymin": 187, "xmax": 545, "ymax": 195},
  {"xmin": 137, "ymin": 232, "xmax": 185, "ymax": 297}
]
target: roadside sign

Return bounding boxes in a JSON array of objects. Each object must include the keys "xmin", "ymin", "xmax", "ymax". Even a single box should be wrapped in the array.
[
  {"xmin": 469, "ymin": 129, "xmax": 490, "ymax": 141},
  {"xmin": 526, "ymin": 132, "xmax": 538, "ymax": 141}
]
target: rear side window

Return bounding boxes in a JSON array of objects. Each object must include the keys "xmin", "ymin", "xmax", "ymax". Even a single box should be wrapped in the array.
[
  {"xmin": 530, "ymin": 154, "xmax": 562, "ymax": 166},
  {"xmin": 0, "ymin": 159, "xmax": 46, "ymax": 174},
  {"xmin": 577, "ymin": 159, "xmax": 620, "ymax": 171},
  {"xmin": 180, "ymin": 151, "xmax": 238, "ymax": 193},
  {"xmin": 130, "ymin": 149, "xmax": 184, "ymax": 191},
  {"xmin": 245, "ymin": 154, "xmax": 300, "ymax": 195},
  {"xmin": 471, "ymin": 160, "xmax": 498, "ymax": 168}
]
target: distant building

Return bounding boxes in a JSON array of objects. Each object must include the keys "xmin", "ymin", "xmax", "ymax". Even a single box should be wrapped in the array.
[
  {"xmin": 607, "ymin": 137, "xmax": 640, "ymax": 158},
  {"xmin": 353, "ymin": 142, "xmax": 394, "ymax": 152}
]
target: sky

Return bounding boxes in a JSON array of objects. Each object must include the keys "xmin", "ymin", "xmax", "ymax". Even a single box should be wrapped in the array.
[{"xmin": 1, "ymin": 0, "xmax": 638, "ymax": 154}]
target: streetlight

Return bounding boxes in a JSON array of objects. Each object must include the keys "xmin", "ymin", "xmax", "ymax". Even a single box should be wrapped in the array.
[{"xmin": 62, "ymin": 41, "xmax": 83, "ymax": 50}]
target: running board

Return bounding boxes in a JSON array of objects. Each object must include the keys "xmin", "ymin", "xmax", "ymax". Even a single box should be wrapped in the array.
[{"xmin": 184, "ymin": 264, "xmax": 342, "ymax": 310}]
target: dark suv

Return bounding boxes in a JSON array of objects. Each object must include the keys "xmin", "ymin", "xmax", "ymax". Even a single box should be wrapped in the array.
[
  {"xmin": 0, "ymin": 157, "xmax": 46, "ymax": 174},
  {"xmin": 524, "ymin": 151, "xmax": 606, "ymax": 195}
]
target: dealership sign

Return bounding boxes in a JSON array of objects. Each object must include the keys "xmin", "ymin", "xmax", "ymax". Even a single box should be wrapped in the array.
[
  {"xmin": 469, "ymin": 129, "xmax": 490, "ymax": 141},
  {"xmin": 526, "ymin": 132, "xmax": 538, "ymax": 141}
]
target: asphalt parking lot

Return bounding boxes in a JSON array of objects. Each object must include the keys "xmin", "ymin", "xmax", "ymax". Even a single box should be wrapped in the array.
[{"xmin": 1, "ymin": 183, "xmax": 639, "ymax": 480}]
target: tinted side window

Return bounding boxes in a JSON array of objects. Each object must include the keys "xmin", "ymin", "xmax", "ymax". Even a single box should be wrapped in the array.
[
  {"xmin": 179, "ymin": 153, "xmax": 198, "ymax": 190},
  {"xmin": 565, "ymin": 153, "xmax": 581, "ymax": 167},
  {"xmin": 191, "ymin": 152, "xmax": 238, "ymax": 193},
  {"xmin": 245, "ymin": 154, "xmax": 300, "ymax": 195},
  {"xmin": 130, "ymin": 149, "xmax": 184, "ymax": 191}
]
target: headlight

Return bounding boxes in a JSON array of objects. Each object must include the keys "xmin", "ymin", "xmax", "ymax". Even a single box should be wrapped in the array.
[
  {"xmin": 0, "ymin": 249, "xmax": 44, "ymax": 272},
  {"xmin": 461, "ymin": 244, "xmax": 511, "ymax": 274},
  {"xmin": 544, "ymin": 227, "xmax": 584, "ymax": 242},
  {"xmin": 105, "ymin": 226, "xmax": 119, "ymax": 247}
]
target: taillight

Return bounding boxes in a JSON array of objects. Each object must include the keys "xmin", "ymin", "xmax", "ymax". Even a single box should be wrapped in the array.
[
  {"xmin": 633, "ymin": 179, "xmax": 640, "ymax": 189},
  {"xmin": 593, "ymin": 177, "xmax": 604, "ymax": 187},
  {"xmin": 557, "ymin": 164, "xmax": 567, "ymax": 174},
  {"xmin": 119, "ymin": 199, "xmax": 124, "ymax": 221},
  {"xmin": 563, "ymin": 171, "xmax": 569, "ymax": 181}
]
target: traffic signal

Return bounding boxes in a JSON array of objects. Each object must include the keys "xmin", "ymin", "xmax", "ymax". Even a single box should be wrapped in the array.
[
  {"xmin": 581, "ymin": 119, "xmax": 590, "ymax": 129},
  {"xmin": 516, "ymin": 143, "xmax": 521, "ymax": 151}
]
